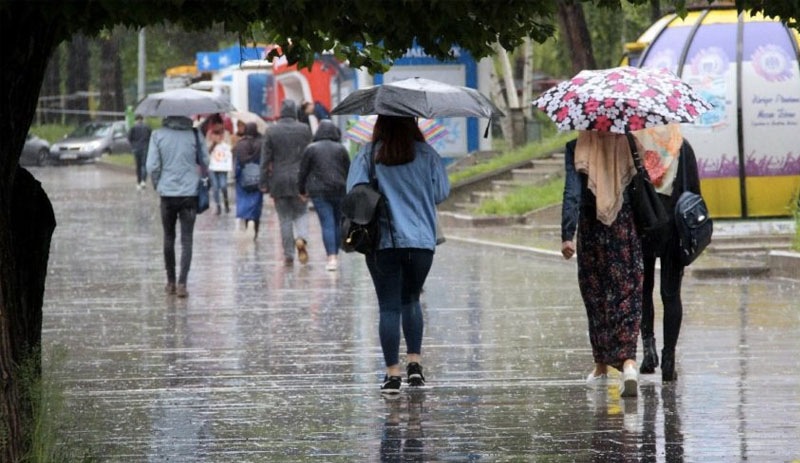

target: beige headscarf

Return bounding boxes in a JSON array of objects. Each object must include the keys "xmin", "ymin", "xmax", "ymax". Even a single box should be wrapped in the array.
[
  {"xmin": 574, "ymin": 131, "xmax": 636, "ymax": 226},
  {"xmin": 631, "ymin": 123, "xmax": 683, "ymax": 196}
]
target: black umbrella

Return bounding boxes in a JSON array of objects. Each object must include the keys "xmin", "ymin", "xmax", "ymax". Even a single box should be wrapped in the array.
[{"xmin": 331, "ymin": 77, "xmax": 504, "ymax": 119}]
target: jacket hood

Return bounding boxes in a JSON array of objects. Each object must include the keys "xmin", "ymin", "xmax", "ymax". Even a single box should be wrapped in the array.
[
  {"xmin": 243, "ymin": 122, "xmax": 261, "ymax": 138},
  {"xmin": 162, "ymin": 116, "xmax": 194, "ymax": 130},
  {"xmin": 313, "ymin": 120, "xmax": 341, "ymax": 142},
  {"xmin": 280, "ymin": 100, "xmax": 298, "ymax": 120}
]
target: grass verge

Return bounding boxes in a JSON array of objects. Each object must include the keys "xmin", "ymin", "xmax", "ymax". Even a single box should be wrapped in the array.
[
  {"xmin": 449, "ymin": 132, "xmax": 575, "ymax": 185},
  {"xmin": 475, "ymin": 177, "xmax": 565, "ymax": 216}
]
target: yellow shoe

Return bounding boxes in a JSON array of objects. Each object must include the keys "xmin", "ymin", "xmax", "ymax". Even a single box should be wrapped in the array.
[{"xmin": 295, "ymin": 238, "xmax": 308, "ymax": 264}]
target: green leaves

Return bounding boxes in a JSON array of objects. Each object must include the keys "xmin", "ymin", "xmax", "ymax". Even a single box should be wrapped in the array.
[{"xmin": 10, "ymin": 0, "xmax": 799, "ymax": 74}]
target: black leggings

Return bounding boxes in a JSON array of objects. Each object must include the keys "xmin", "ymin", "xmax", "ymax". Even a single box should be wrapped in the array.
[{"xmin": 641, "ymin": 235, "xmax": 684, "ymax": 351}]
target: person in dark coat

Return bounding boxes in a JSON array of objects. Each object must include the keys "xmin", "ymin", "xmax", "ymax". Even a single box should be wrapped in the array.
[
  {"xmin": 261, "ymin": 100, "xmax": 313, "ymax": 264},
  {"xmin": 632, "ymin": 125, "xmax": 701, "ymax": 383},
  {"xmin": 128, "ymin": 114, "xmax": 152, "ymax": 189},
  {"xmin": 232, "ymin": 122, "xmax": 264, "ymax": 239},
  {"xmin": 298, "ymin": 119, "xmax": 351, "ymax": 271}
]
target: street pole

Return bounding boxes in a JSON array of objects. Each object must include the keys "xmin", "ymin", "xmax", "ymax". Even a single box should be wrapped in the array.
[{"xmin": 137, "ymin": 28, "xmax": 146, "ymax": 103}]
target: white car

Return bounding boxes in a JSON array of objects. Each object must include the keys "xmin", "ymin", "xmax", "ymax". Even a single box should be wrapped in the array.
[{"xmin": 50, "ymin": 120, "xmax": 131, "ymax": 162}]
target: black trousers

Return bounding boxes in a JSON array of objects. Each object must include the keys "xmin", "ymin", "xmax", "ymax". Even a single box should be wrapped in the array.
[
  {"xmin": 160, "ymin": 196, "xmax": 197, "ymax": 285},
  {"xmin": 641, "ymin": 234, "xmax": 684, "ymax": 351}
]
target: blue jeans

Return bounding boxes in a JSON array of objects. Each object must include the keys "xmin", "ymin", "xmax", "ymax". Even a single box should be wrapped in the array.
[
  {"xmin": 134, "ymin": 148, "xmax": 147, "ymax": 184},
  {"xmin": 366, "ymin": 248, "xmax": 434, "ymax": 367},
  {"xmin": 311, "ymin": 196, "xmax": 343, "ymax": 256},
  {"xmin": 210, "ymin": 171, "xmax": 228, "ymax": 205},
  {"xmin": 160, "ymin": 196, "xmax": 197, "ymax": 285}
]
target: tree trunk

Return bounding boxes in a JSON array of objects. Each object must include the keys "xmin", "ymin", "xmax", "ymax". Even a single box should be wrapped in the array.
[
  {"xmin": 650, "ymin": 0, "xmax": 662, "ymax": 22},
  {"xmin": 67, "ymin": 33, "xmax": 90, "ymax": 124},
  {"xmin": 0, "ymin": 7, "xmax": 60, "ymax": 461},
  {"xmin": 41, "ymin": 48, "xmax": 62, "ymax": 125},
  {"xmin": 521, "ymin": 38, "xmax": 534, "ymax": 115},
  {"xmin": 557, "ymin": 1, "xmax": 597, "ymax": 73},
  {"xmin": 100, "ymin": 36, "xmax": 124, "ymax": 113}
]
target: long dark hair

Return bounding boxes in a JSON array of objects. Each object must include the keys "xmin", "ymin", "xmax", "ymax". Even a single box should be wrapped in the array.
[{"xmin": 372, "ymin": 115, "xmax": 425, "ymax": 166}]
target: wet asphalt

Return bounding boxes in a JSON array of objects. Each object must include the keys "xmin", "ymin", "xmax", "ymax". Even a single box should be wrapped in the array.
[{"xmin": 34, "ymin": 163, "xmax": 800, "ymax": 462}]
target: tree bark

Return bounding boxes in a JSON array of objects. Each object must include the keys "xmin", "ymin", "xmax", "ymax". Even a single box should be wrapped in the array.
[
  {"xmin": 41, "ymin": 48, "xmax": 62, "ymax": 125},
  {"xmin": 650, "ymin": 0, "xmax": 662, "ymax": 23},
  {"xmin": 0, "ymin": 6, "xmax": 60, "ymax": 461},
  {"xmin": 100, "ymin": 36, "xmax": 124, "ymax": 113},
  {"xmin": 556, "ymin": 2, "xmax": 597, "ymax": 73},
  {"xmin": 66, "ymin": 33, "xmax": 90, "ymax": 124}
]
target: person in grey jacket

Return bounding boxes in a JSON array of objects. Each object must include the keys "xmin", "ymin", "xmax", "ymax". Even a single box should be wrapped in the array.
[
  {"xmin": 146, "ymin": 115, "xmax": 209, "ymax": 298},
  {"xmin": 261, "ymin": 100, "xmax": 313, "ymax": 265},
  {"xmin": 298, "ymin": 119, "xmax": 351, "ymax": 271}
]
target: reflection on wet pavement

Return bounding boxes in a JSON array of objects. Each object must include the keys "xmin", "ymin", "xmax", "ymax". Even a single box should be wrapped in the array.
[{"xmin": 33, "ymin": 164, "xmax": 800, "ymax": 461}]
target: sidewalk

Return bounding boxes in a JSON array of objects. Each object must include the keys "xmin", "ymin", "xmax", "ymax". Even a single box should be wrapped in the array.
[
  {"xmin": 38, "ymin": 163, "xmax": 800, "ymax": 462},
  {"xmin": 440, "ymin": 208, "xmax": 799, "ymax": 281}
]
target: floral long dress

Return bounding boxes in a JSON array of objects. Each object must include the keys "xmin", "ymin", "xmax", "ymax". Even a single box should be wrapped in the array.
[{"xmin": 577, "ymin": 203, "xmax": 643, "ymax": 371}]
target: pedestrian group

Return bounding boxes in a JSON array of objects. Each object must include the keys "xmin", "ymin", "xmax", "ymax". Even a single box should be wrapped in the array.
[{"xmin": 139, "ymin": 100, "xmax": 697, "ymax": 398}]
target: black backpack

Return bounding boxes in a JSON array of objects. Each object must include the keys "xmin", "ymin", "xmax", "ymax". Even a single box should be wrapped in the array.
[
  {"xmin": 340, "ymin": 146, "xmax": 394, "ymax": 254},
  {"xmin": 674, "ymin": 148, "xmax": 713, "ymax": 266}
]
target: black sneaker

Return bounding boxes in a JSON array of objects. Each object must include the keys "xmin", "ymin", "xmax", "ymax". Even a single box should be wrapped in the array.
[
  {"xmin": 381, "ymin": 375, "xmax": 402, "ymax": 394},
  {"xmin": 406, "ymin": 362, "xmax": 426, "ymax": 387}
]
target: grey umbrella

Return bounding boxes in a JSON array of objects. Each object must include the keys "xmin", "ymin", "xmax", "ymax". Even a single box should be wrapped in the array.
[
  {"xmin": 331, "ymin": 77, "xmax": 504, "ymax": 119},
  {"xmin": 135, "ymin": 88, "xmax": 236, "ymax": 117}
]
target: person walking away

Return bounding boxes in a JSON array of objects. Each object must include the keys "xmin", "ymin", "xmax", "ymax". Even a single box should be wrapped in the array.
[
  {"xmin": 346, "ymin": 115, "xmax": 450, "ymax": 395},
  {"xmin": 561, "ymin": 130, "xmax": 643, "ymax": 397},
  {"xmin": 207, "ymin": 126, "xmax": 233, "ymax": 215},
  {"xmin": 232, "ymin": 122, "xmax": 264, "ymax": 239},
  {"xmin": 632, "ymin": 124, "xmax": 701, "ymax": 382},
  {"xmin": 128, "ymin": 114, "xmax": 151, "ymax": 189},
  {"xmin": 298, "ymin": 120, "xmax": 351, "ymax": 271},
  {"xmin": 146, "ymin": 115, "xmax": 209, "ymax": 298},
  {"xmin": 261, "ymin": 100, "xmax": 313, "ymax": 265}
]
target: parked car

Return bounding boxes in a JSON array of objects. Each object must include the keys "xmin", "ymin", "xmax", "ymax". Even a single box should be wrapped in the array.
[
  {"xmin": 20, "ymin": 132, "xmax": 51, "ymax": 166},
  {"xmin": 50, "ymin": 120, "xmax": 131, "ymax": 162}
]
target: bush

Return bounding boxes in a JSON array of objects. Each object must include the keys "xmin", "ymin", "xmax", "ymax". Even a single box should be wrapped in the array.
[{"xmin": 29, "ymin": 124, "xmax": 74, "ymax": 144}]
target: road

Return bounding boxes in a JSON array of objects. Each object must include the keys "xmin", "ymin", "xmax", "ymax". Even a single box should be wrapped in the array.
[{"xmin": 33, "ymin": 163, "xmax": 800, "ymax": 462}]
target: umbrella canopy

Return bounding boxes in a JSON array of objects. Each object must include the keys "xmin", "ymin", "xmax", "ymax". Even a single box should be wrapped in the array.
[
  {"xmin": 332, "ymin": 77, "xmax": 504, "ymax": 119},
  {"xmin": 230, "ymin": 110, "xmax": 268, "ymax": 134},
  {"xmin": 135, "ymin": 88, "xmax": 236, "ymax": 117},
  {"xmin": 343, "ymin": 116, "xmax": 448, "ymax": 145},
  {"xmin": 532, "ymin": 66, "xmax": 713, "ymax": 134}
]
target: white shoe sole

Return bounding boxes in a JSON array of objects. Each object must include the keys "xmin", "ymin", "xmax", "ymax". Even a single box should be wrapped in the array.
[{"xmin": 620, "ymin": 366, "xmax": 639, "ymax": 397}]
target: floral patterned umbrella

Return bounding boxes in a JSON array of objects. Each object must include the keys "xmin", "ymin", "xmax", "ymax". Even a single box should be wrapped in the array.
[{"xmin": 532, "ymin": 66, "xmax": 714, "ymax": 134}]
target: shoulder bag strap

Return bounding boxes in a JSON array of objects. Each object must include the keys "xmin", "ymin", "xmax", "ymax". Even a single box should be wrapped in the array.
[
  {"xmin": 680, "ymin": 141, "xmax": 687, "ymax": 194},
  {"xmin": 369, "ymin": 143, "xmax": 396, "ymax": 248},
  {"xmin": 193, "ymin": 128, "xmax": 208, "ymax": 177},
  {"xmin": 625, "ymin": 132, "xmax": 648, "ymax": 179}
]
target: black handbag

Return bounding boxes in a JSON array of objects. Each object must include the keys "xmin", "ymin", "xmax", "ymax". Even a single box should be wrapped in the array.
[
  {"xmin": 625, "ymin": 132, "xmax": 670, "ymax": 239},
  {"xmin": 193, "ymin": 128, "xmax": 210, "ymax": 214},
  {"xmin": 240, "ymin": 162, "xmax": 261, "ymax": 192},
  {"xmin": 674, "ymin": 146, "xmax": 713, "ymax": 266}
]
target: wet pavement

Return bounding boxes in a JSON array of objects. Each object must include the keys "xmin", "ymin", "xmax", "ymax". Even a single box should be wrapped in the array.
[{"xmin": 34, "ymin": 163, "xmax": 800, "ymax": 462}]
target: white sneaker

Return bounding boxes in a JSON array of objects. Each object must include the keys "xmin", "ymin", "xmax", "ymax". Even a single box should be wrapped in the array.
[
  {"xmin": 325, "ymin": 256, "xmax": 338, "ymax": 271},
  {"xmin": 586, "ymin": 371, "xmax": 608, "ymax": 386},
  {"xmin": 619, "ymin": 364, "xmax": 639, "ymax": 397}
]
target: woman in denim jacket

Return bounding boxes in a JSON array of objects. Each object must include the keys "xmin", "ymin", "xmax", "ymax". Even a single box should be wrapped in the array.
[{"xmin": 346, "ymin": 115, "xmax": 450, "ymax": 395}]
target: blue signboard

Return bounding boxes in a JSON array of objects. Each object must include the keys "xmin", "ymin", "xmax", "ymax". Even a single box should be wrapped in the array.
[{"xmin": 197, "ymin": 44, "xmax": 266, "ymax": 72}]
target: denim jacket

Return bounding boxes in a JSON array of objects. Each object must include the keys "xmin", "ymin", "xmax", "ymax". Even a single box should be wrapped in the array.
[{"xmin": 346, "ymin": 142, "xmax": 450, "ymax": 251}]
